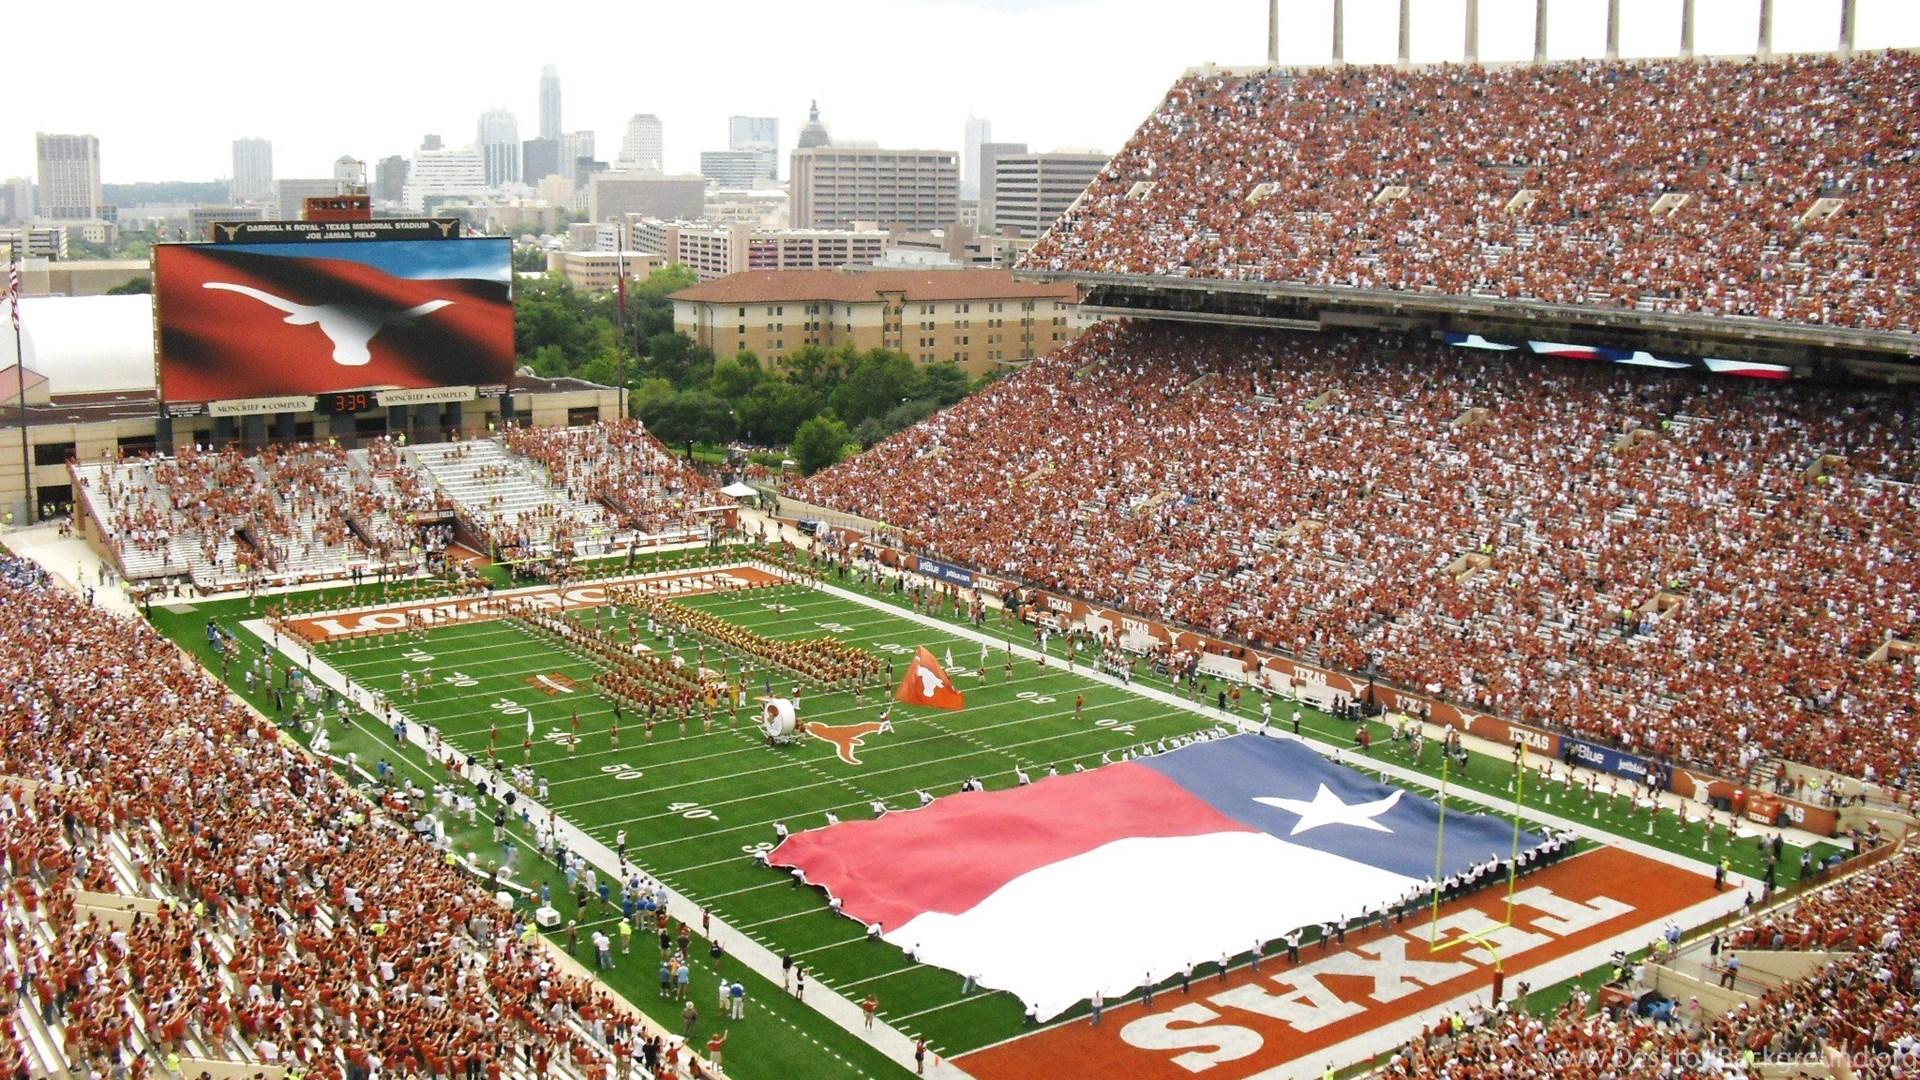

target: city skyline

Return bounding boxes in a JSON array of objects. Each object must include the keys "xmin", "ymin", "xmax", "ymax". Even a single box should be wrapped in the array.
[{"xmin": 5, "ymin": 0, "xmax": 1918, "ymax": 186}]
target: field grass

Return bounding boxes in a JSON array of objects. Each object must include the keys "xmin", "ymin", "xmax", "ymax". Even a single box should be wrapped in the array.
[{"xmin": 143, "ymin": 549, "xmax": 1844, "ymax": 1079}]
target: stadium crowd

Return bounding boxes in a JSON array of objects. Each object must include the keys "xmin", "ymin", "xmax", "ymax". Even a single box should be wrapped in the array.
[
  {"xmin": 792, "ymin": 321, "xmax": 1919, "ymax": 784},
  {"xmin": 502, "ymin": 421, "xmax": 722, "ymax": 540},
  {"xmin": 1729, "ymin": 849, "xmax": 1917, "ymax": 953},
  {"xmin": 77, "ymin": 439, "xmax": 448, "ymax": 591},
  {"xmin": 1027, "ymin": 53, "xmax": 1920, "ymax": 334},
  {"xmin": 76, "ymin": 423, "xmax": 729, "ymax": 591},
  {"xmin": 0, "ymin": 555, "xmax": 700, "ymax": 1080},
  {"xmin": 1387, "ymin": 849, "xmax": 1920, "ymax": 1080}
]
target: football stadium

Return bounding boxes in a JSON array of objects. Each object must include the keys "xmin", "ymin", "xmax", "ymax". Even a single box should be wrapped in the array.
[{"xmin": 3, "ymin": 4, "xmax": 1918, "ymax": 1080}]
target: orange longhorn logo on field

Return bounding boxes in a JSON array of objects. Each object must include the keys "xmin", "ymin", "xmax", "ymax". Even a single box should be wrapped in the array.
[
  {"xmin": 524, "ymin": 673, "xmax": 577, "ymax": 695},
  {"xmin": 803, "ymin": 721, "xmax": 888, "ymax": 765}
]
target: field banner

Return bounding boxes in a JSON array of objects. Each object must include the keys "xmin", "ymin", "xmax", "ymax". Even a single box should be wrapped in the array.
[
  {"xmin": 1562, "ymin": 736, "xmax": 1669, "ymax": 791},
  {"xmin": 154, "ymin": 237, "xmax": 513, "ymax": 403},
  {"xmin": 916, "ymin": 556, "xmax": 975, "ymax": 588},
  {"xmin": 772, "ymin": 734, "xmax": 1540, "ymax": 1020}
]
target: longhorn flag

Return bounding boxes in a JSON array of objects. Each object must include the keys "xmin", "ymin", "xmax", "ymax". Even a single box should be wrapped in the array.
[
  {"xmin": 152, "ymin": 239, "xmax": 513, "ymax": 403},
  {"xmin": 772, "ymin": 734, "xmax": 1544, "ymax": 1020},
  {"xmin": 895, "ymin": 646, "xmax": 964, "ymax": 711}
]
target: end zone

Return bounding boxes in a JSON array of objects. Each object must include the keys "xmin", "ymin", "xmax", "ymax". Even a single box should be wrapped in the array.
[
  {"xmin": 276, "ymin": 563, "xmax": 782, "ymax": 642},
  {"xmin": 956, "ymin": 844, "xmax": 1724, "ymax": 1080}
]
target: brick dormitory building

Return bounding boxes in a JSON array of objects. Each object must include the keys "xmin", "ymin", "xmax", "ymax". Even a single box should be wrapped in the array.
[{"xmin": 669, "ymin": 267, "xmax": 1088, "ymax": 376}]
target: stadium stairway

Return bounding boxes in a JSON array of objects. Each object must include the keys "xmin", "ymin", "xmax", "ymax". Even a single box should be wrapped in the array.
[
  {"xmin": 409, "ymin": 441, "xmax": 619, "ymax": 556},
  {"xmin": 1, "ymin": 811, "xmax": 247, "ymax": 1078},
  {"xmin": 5, "ymin": 914, "xmax": 67, "ymax": 1079}
]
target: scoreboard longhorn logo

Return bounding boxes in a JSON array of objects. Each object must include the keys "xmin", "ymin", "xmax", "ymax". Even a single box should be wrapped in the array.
[{"xmin": 202, "ymin": 282, "xmax": 455, "ymax": 366}]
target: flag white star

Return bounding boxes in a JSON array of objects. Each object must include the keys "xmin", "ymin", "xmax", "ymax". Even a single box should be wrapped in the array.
[{"xmin": 1255, "ymin": 785, "xmax": 1403, "ymax": 836}]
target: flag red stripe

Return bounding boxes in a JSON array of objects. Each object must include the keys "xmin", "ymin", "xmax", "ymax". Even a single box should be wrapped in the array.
[{"xmin": 770, "ymin": 763, "xmax": 1253, "ymax": 932}]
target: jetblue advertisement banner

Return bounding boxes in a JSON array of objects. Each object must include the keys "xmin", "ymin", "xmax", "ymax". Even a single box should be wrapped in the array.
[
  {"xmin": 916, "ymin": 556, "xmax": 975, "ymax": 588},
  {"xmin": 1563, "ymin": 736, "xmax": 1669, "ymax": 791}
]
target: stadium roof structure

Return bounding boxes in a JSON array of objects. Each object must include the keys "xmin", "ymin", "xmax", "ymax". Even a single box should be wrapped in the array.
[
  {"xmin": 670, "ymin": 268, "xmax": 1076, "ymax": 306},
  {"xmin": 1024, "ymin": 270, "xmax": 1920, "ymax": 383},
  {"xmin": 0, "ymin": 295, "xmax": 158, "ymax": 396}
]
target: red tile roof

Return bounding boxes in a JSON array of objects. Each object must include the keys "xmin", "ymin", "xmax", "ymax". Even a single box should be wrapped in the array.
[{"xmin": 670, "ymin": 268, "xmax": 1077, "ymax": 306}]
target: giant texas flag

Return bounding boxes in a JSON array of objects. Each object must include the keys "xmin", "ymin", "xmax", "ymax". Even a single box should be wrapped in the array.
[{"xmin": 773, "ymin": 735, "xmax": 1541, "ymax": 1019}]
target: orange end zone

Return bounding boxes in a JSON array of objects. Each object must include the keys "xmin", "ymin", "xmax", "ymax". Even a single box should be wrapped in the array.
[
  {"xmin": 955, "ymin": 845, "xmax": 1712, "ymax": 1080},
  {"xmin": 276, "ymin": 565, "xmax": 783, "ymax": 643}
]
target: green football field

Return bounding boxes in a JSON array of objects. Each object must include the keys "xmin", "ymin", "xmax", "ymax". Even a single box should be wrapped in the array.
[
  {"xmin": 318, "ymin": 576, "xmax": 1231, "ymax": 1057},
  {"xmin": 145, "ymin": 549, "xmax": 1843, "ymax": 1080}
]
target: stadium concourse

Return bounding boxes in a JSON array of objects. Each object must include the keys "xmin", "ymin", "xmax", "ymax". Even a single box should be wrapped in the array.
[
  {"xmin": 70, "ymin": 421, "xmax": 729, "ymax": 595},
  {"xmin": 789, "ymin": 320, "xmax": 1919, "ymax": 790},
  {"xmin": 1027, "ymin": 53, "xmax": 1920, "ymax": 334}
]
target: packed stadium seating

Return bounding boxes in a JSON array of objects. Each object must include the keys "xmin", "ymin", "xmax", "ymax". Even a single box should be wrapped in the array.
[
  {"xmin": 74, "ymin": 423, "xmax": 727, "ymax": 589},
  {"xmin": 0, "ymin": 555, "xmax": 683, "ymax": 1080},
  {"xmin": 1026, "ymin": 52, "xmax": 1920, "ymax": 334},
  {"xmin": 74, "ymin": 440, "xmax": 446, "ymax": 592},
  {"xmin": 1387, "ymin": 849, "xmax": 1920, "ymax": 1079},
  {"xmin": 791, "ymin": 320, "xmax": 1920, "ymax": 783}
]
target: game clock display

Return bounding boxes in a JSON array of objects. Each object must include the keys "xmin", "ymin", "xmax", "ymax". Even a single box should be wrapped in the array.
[{"xmin": 321, "ymin": 391, "xmax": 379, "ymax": 415}]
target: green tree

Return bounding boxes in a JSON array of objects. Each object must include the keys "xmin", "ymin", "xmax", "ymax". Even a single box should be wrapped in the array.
[
  {"xmin": 106, "ymin": 276, "xmax": 152, "ymax": 295},
  {"xmin": 791, "ymin": 414, "xmax": 853, "ymax": 476},
  {"xmin": 642, "ymin": 332, "xmax": 715, "ymax": 389},
  {"xmin": 913, "ymin": 362, "xmax": 970, "ymax": 406},
  {"xmin": 782, "ymin": 344, "xmax": 855, "ymax": 397},
  {"xmin": 512, "ymin": 246, "xmax": 550, "ymax": 273},
  {"xmin": 629, "ymin": 377, "xmax": 677, "ymax": 418},
  {"xmin": 708, "ymin": 352, "xmax": 766, "ymax": 402},
  {"xmin": 827, "ymin": 350, "xmax": 921, "ymax": 429},
  {"xmin": 632, "ymin": 263, "xmax": 699, "ymax": 302},
  {"xmin": 515, "ymin": 277, "xmax": 617, "ymax": 371},
  {"xmin": 736, "ymin": 380, "xmax": 824, "ymax": 445},
  {"xmin": 851, "ymin": 397, "xmax": 940, "ymax": 449},
  {"xmin": 575, "ymin": 348, "xmax": 628, "ymax": 389},
  {"xmin": 852, "ymin": 416, "xmax": 891, "ymax": 449},
  {"xmin": 631, "ymin": 264, "xmax": 699, "ymax": 339},
  {"xmin": 638, "ymin": 391, "xmax": 737, "ymax": 449}
]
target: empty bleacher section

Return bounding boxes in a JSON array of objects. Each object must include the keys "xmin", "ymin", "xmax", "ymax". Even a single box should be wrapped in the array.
[
  {"xmin": 73, "ymin": 422, "xmax": 727, "ymax": 588},
  {"xmin": 790, "ymin": 321, "xmax": 1920, "ymax": 784},
  {"xmin": 1026, "ymin": 52, "xmax": 1920, "ymax": 334}
]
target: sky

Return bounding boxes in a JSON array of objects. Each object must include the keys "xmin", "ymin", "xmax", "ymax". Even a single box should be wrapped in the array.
[{"xmin": 6, "ymin": 0, "xmax": 1917, "ymax": 186}]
